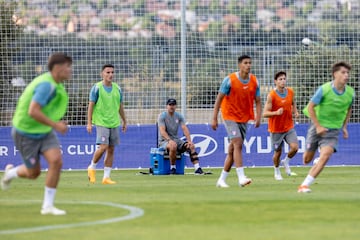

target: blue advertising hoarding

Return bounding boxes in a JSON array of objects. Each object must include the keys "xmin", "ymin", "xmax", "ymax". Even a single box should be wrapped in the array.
[{"xmin": 0, "ymin": 123, "xmax": 359, "ymax": 170}]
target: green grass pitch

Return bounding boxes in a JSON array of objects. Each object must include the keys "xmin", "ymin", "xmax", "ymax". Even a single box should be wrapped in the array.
[{"xmin": 1, "ymin": 167, "xmax": 360, "ymax": 240}]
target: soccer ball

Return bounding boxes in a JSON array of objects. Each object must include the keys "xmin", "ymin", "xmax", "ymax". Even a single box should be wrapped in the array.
[{"xmin": 302, "ymin": 37, "xmax": 312, "ymax": 46}]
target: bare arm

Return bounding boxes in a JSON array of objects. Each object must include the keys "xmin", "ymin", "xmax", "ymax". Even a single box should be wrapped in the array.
[
  {"xmin": 181, "ymin": 124, "xmax": 195, "ymax": 149},
  {"xmin": 28, "ymin": 101, "xmax": 68, "ymax": 134},
  {"xmin": 307, "ymin": 101, "xmax": 328, "ymax": 135},
  {"xmin": 307, "ymin": 102, "xmax": 320, "ymax": 127},
  {"xmin": 254, "ymin": 96, "xmax": 262, "ymax": 128},
  {"xmin": 262, "ymin": 94, "xmax": 282, "ymax": 118},
  {"xmin": 119, "ymin": 102, "xmax": 127, "ymax": 132},
  {"xmin": 211, "ymin": 93, "xmax": 226, "ymax": 130},
  {"xmin": 159, "ymin": 125, "xmax": 171, "ymax": 141},
  {"xmin": 87, "ymin": 101, "xmax": 95, "ymax": 133},
  {"xmin": 181, "ymin": 124, "xmax": 192, "ymax": 143},
  {"xmin": 342, "ymin": 106, "xmax": 352, "ymax": 139},
  {"xmin": 292, "ymin": 95, "xmax": 299, "ymax": 119}
]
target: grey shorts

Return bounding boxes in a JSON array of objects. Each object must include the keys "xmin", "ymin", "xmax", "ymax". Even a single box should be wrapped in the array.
[
  {"xmin": 305, "ymin": 124, "xmax": 339, "ymax": 152},
  {"xmin": 270, "ymin": 128, "xmax": 298, "ymax": 151},
  {"xmin": 159, "ymin": 138, "xmax": 187, "ymax": 153},
  {"xmin": 224, "ymin": 120, "xmax": 247, "ymax": 141},
  {"xmin": 11, "ymin": 128, "xmax": 60, "ymax": 168},
  {"xmin": 95, "ymin": 125, "xmax": 120, "ymax": 145}
]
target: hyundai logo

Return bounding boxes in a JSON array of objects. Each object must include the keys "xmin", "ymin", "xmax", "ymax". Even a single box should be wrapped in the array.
[{"xmin": 181, "ymin": 134, "xmax": 217, "ymax": 157}]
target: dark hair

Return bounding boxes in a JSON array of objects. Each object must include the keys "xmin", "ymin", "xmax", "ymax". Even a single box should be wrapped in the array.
[
  {"xmin": 238, "ymin": 55, "xmax": 251, "ymax": 63},
  {"xmin": 102, "ymin": 64, "xmax": 115, "ymax": 71},
  {"xmin": 48, "ymin": 52, "xmax": 72, "ymax": 71},
  {"xmin": 274, "ymin": 71, "xmax": 286, "ymax": 80},
  {"xmin": 332, "ymin": 61, "xmax": 351, "ymax": 75}
]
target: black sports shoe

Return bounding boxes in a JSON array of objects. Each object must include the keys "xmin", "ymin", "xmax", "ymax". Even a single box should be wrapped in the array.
[
  {"xmin": 170, "ymin": 168, "xmax": 177, "ymax": 175},
  {"xmin": 194, "ymin": 167, "xmax": 204, "ymax": 175}
]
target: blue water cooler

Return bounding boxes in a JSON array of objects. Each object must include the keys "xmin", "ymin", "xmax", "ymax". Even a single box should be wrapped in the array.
[{"xmin": 150, "ymin": 148, "xmax": 185, "ymax": 175}]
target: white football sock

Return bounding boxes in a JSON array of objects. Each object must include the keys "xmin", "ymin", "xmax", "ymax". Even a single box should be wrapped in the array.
[
  {"xmin": 236, "ymin": 167, "xmax": 245, "ymax": 180},
  {"xmin": 6, "ymin": 166, "xmax": 19, "ymax": 180},
  {"xmin": 219, "ymin": 169, "xmax": 229, "ymax": 181},
  {"xmin": 284, "ymin": 156, "xmax": 291, "ymax": 164},
  {"xmin": 103, "ymin": 167, "xmax": 112, "ymax": 179},
  {"xmin": 301, "ymin": 175, "xmax": 315, "ymax": 186},
  {"xmin": 194, "ymin": 163, "xmax": 200, "ymax": 170},
  {"xmin": 88, "ymin": 161, "xmax": 97, "ymax": 169},
  {"xmin": 42, "ymin": 186, "xmax": 56, "ymax": 209},
  {"xmin": 274, "ymin": 167, "xmax": 281, "ymax": 175}
]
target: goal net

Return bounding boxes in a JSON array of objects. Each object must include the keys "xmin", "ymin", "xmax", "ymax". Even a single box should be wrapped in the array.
[{"xmin": 1, "ymin": 0, "xmax": 359, "ymax": 126}]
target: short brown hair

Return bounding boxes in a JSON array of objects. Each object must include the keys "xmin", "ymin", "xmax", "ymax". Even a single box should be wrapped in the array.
[
  {"xmin": 48, "ymin": 52, "xmax": 72, "ymax": 71},
  {"xmin": 102, "ymin": 64, "xmax": 115, "ymax": 71},
  {"xmin": 332, "ymin": 61, "xmax": 351, "ymax": 75},
  {"xmin": 238, "ymin": 55, "xmax": 251, "ymax": 63},
  {"xmin": 274, "ymin": 71, "xmax": 286, "ymax": 80}
]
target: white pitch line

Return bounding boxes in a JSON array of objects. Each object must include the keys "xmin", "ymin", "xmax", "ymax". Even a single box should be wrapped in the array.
[{"xmin": 0, "ymin": 200, "xmax": 144, "ymax": 235}]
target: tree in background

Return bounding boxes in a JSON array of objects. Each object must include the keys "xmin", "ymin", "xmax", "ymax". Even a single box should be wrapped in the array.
[
  {"xmin": 0, "ymin": 0, "xmax": 23, "ymax": 125},
  {"xmin": 290, "ymin": 39, "xmax": 360, "ymax": 123}
]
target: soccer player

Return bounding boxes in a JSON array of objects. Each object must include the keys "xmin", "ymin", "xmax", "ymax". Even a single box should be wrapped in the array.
[
  {"xmin": 87, "ymin": 64, "xmax": 127, "ymax": 184},
  {"xmin": 212, "ymin": 55, "xmax": 262, "ymax": 188},
  {"xmin": 298, "ymin": 61, "xmax": 355, "ymax": 193},
  {"xmin": 1, "ymin": 52, "xmax": 72, "ymax": 215},
  {"xmin": 263, "ymin": 71, "xmax": 299, "ymax": 180},
  {"xmin": 158, "ymin": 98, "xmax": 204, "ymax": 174}
]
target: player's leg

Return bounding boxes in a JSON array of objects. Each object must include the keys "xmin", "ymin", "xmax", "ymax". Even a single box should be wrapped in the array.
[
  {"xmin": 298, "ymin": 126, "xmax": 318, "ymax": 193},
  {"xmin": 299, "ymin": 129, "xmax": 338, "ymax": 193},
  {"xmin": 302, "ymin": 124, "xmax": 319, "ymax": 165},
  {"xmin": 273, "ymin": 150, "xmax": 283, "ymax": 180},
  {"xmin": 281, "ymin": 129, "xmax": 299, "ymax": 176},
  {"xmin": 1, "ymin": 163, "xmax": 41, "ymax": 190},
  {"xmin": 216, "ymin": 143, "xmax": 233, "ymax": 188},
  {"xmin": 217, "ymin": 120, "xmax": 239, "ymax": 187},
  {"xmin": 102, "ymin": 127, "xmax": 120, "ymax": 184},
  {"xmin": 306, "ymin": 129, "xmax": 338, "ymax": 179},
  {"xmin": 42, "ymin": 147, "xmax": 62, "ymax": 188},
  {"xmin": 303, "ymin": 150, "xmax": 316, "ymax": 165},
  {"xmin": 2, "ymin": 129, "xmax": 42, "ymax": 190},
  {"xmin": 40, "ymin": 131, "xmax": 66, "ymax": 215},
  {"xmin": 271, "ymin": 132, "xmax": 283, "ymax": 180},
  {"xmin": 223, "ymin": 142, "xmax": 234, "ymax": 172},
  {"xmin": 88, "ymin": 143, "xmax": 108, "ymax": 183},
  {"xmin": 41, "ymin": 147, "xmax": 65, "ymax": 215},
  {"xmin": 92, "ymin": 144, "xmax": 108, "ymax": 164},
  {"xmin": 102, "ymin": 145, "xmax": 116, "ymax": 184},
  {"xmin": 88, "ymin": 126, "xmax": 110, "ymax": 183},
  {"xmin": 308, "ymin": 146, "xmax": 333, "ymax": 178},
  {"xmin": 233, "ymin": 137, "xmax": 251, "ymax": 186},
  {"xmin": 182, "ymin": 141, "xmax": 203, "ymax": 174},
  {"xmin": 167, "ymin": 140, "xmax": 178, "ymax": 174},
  {"xmin": 233, "ymin": 123, "xmax": 251, "ymax": 187},
  {"xmin": 298, "ymin": 147, "xmax": 333, "ymax": 193}
]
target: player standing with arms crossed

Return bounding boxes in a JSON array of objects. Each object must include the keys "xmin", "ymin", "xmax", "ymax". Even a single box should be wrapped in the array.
[
  {"xmin": 87, "ymin": 64, "xmax": 127, "ymax": 184},
  {"xmin": 263, "ymin": 71, "xmax": 299, "ymax": 180},
  {"xmin": 212, "ymin": 55, "xmax": 262, "ymax": 188},
  {"xmin": 298, "ymin": 61, "xmax": 355, "ymax": 193}
]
